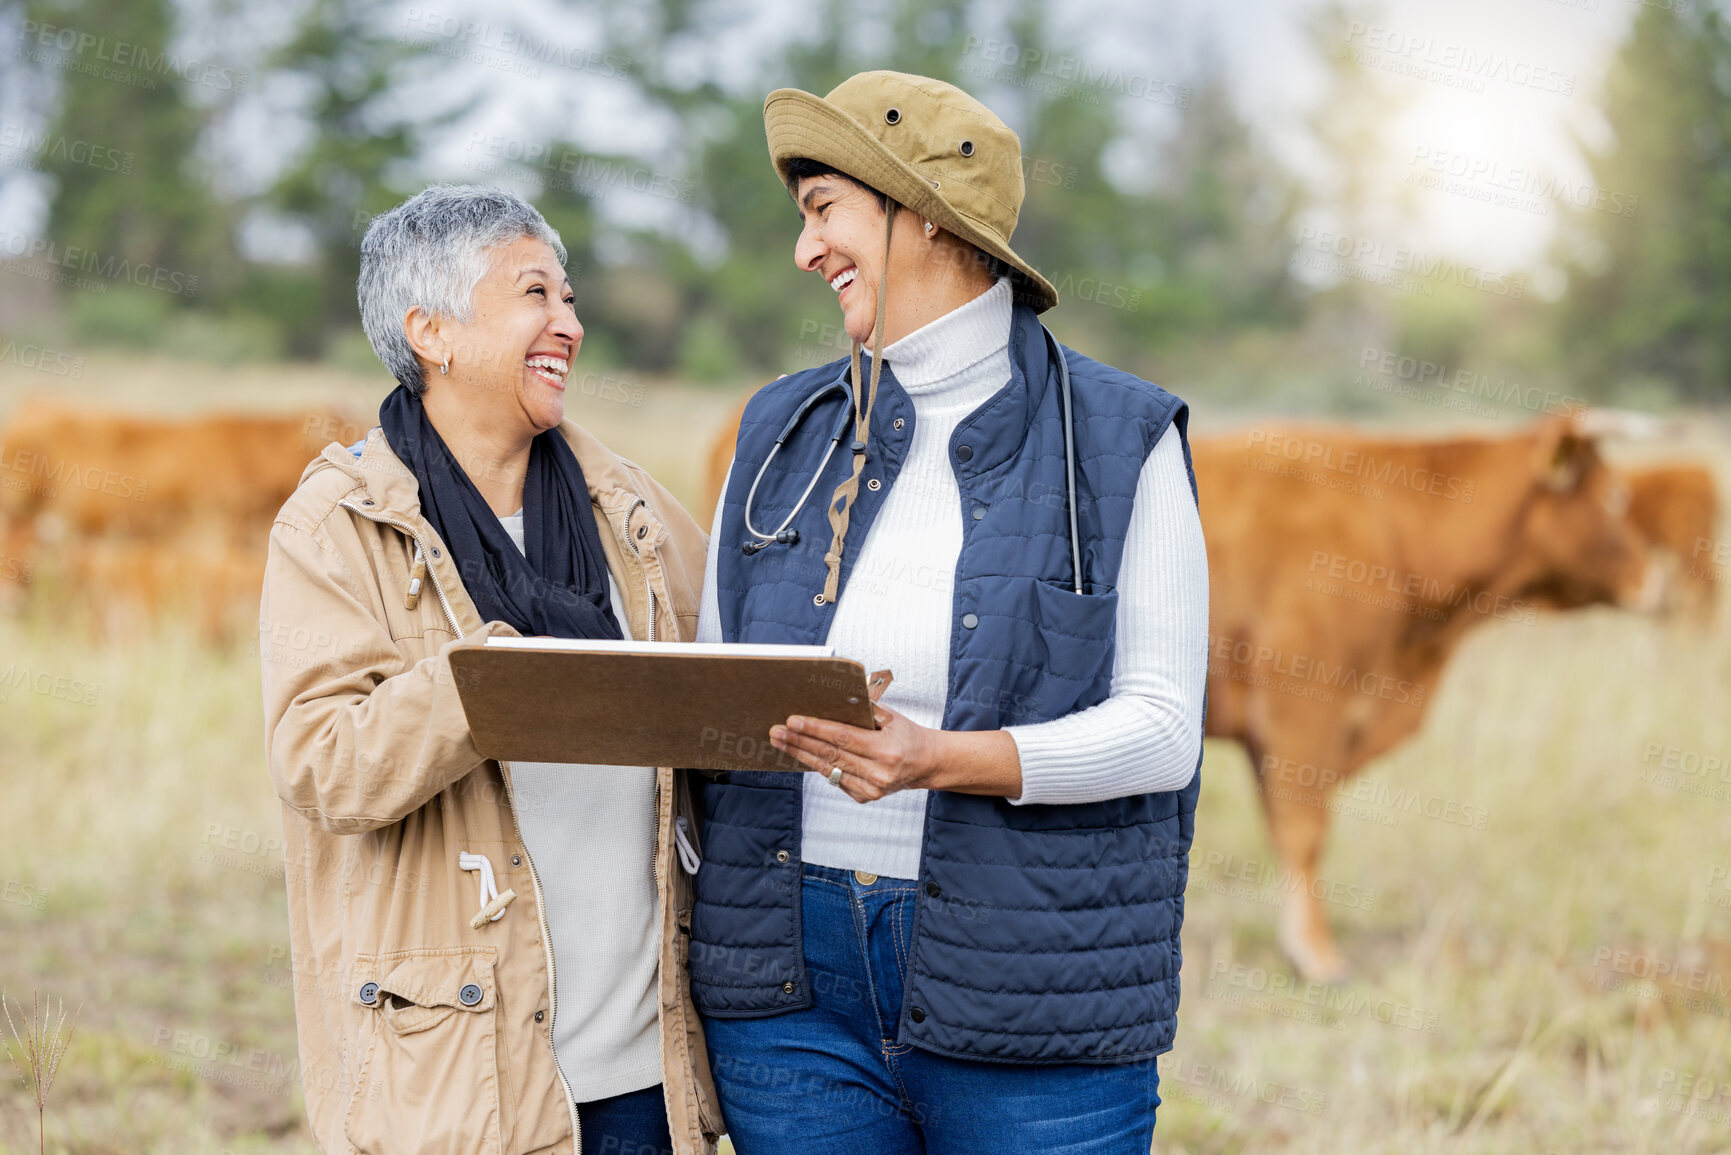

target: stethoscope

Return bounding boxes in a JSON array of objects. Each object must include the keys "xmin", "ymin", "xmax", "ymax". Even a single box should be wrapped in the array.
[
  {"xmin": 740, "ymin": 377, "xmax": 854, "ymax": 554},
  {"xmin": 742, "ymin": 324, "xmax": 1086, "ymax": 595}
]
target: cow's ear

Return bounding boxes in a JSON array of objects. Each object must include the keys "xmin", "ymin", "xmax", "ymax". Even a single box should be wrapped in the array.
[{"xmin": 1537, "ymin": 418, "xmax": 1592, "ymax": 492}]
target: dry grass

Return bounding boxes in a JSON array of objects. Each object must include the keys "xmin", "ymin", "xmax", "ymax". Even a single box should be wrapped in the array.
[
  {"xmin": 1158, "ymin": 606, "xmax": 1731, "ymax": 1154},
  {"xmin": 1, "ymin": 349, "xmax": 1727, "ymax": 1150},
  {"xmin": 4, "ymin": 990, "xmax": 81, "ymax": 1155}
]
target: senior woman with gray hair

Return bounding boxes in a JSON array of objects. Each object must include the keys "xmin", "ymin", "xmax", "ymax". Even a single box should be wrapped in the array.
[{"xmin": 259, "ymin": 185, "xmax": 721, "ymax": 1154}]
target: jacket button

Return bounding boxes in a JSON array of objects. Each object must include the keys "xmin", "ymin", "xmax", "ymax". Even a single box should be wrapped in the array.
[
  {"xmin": 782, "ymin": 981, "xmax": 796, "ymax": 994},
  {"xmin": 358, "ymin": 982, "xmax": 380, "ymax": 1006},
  {"xmin": 972, "ymin": 505, "xmax": 986, "ymax": 520},
  {"xmin": 910, "ymin": 1007, "xmax": 926, "ymax": 1023},
  {"xmin": 867, "ymin": 478, "xmax": 881, "ymax": 491},
  {"xmin": 511, "ymin": 855, "xmax": 522, "ymax": 867},
  {"xmin": 361, "ymin": 499, "xmax": 374, "ymax": 506},
  {"xmin": 893, "ymin": 418, "xmax": 905, "ymax": 430},
  {"xmin": 636, "ymin": 525, "xmax": 648, "ymax": 539},
  {"xmin": 926, "ymin": 882, "xmax": 941, "ymax": 898},
  {"xmin": 459, "ymin": 984, "xmax": 483, "ymax": 1007},
  {"xmin": 430, "ymin": 547, "xmax": 441, "ymax": 558},
  {"xmin": 534, "ymin": 1010, "xmax": 545, "ymax": 1023},
  {"xmin": 775, "ymin": 850, "xmax": 790, "ymax": 864},
  {"xmin": 956, "ymin": 445, "xmax": 973, "ymax": 463},
  {"xmin": 961, "ymin": 613, "xmax": 978, "ymax": 630}
]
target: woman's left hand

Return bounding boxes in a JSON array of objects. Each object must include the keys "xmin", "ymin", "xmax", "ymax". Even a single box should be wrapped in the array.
[{"xmin": 771, "ymin": 705, "xmax": 941, "ymax": 803}]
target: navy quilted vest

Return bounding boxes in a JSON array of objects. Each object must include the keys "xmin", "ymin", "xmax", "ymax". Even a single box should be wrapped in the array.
[{"xmin": 692, "ymin": 305, "xmax": 1203, "ymax": 1063}]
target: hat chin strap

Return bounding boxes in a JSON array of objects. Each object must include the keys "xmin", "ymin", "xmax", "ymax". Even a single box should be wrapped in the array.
[{"xmin": 821, "ymin": 201, "xmax": 898, "ymax": 606}]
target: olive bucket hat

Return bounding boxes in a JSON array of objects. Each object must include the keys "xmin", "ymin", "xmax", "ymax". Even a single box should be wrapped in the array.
[
  {"xmin": 763, "ymin": 70, "xmax": 1058, "ymax": 312},
  {"xmin": 762, "ymin": 70, "xmax": 1057, "ymax": 604}
]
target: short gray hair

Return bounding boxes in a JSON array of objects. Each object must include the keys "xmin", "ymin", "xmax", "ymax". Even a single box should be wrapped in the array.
[{"xmin": 358, "ymin": 185, "xmax": 567, "ymax": 396}]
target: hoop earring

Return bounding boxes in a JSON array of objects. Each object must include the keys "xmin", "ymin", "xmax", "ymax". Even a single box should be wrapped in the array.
[{"xmin": 440, "ymin": 356, "xmax": 449, "ymax": 375}]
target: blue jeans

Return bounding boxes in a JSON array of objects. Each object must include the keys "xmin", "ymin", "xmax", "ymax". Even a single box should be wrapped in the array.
[
  {"xmin": 702, "ymin": 865, "xmax": 1160, "ymax": 1155},
  {"xmin": 579, "ymin": 1084, "xmax": 672, "ymax": 1155}
]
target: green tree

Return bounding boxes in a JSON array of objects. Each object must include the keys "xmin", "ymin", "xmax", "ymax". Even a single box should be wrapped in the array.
[
  {"xmin": 987, "ymin": 11, "xmax": 1302, "ymax": 370},
  {"xmin": 20, "ymin": 0, "xmax": 226, "ymax": 286},
  {"xmin": 1160, "ymin": 64, "xmax": 1304, "ymax": 329},
  {"xmin": 264, "ymin": 0, "xmax": 447, "ymax": 356},
  {"xmin": 1299, "ymin": 1, "xmax": 1412, "ymax": 331},
  {"xmin": 566, "ymin": 0, "xmax": 977, "ymax": 375},
  {"xmin": 553, "ymin": 0, "xmax": 1302, "ymax": 377},
  {"xmin": 1554, "ymin": 4, "xmax": 1731, "ymax": 402}
]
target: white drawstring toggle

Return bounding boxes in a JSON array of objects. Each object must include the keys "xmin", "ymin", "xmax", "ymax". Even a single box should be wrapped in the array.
[
  {"xmin": 459, "ymin": 851, "xmax": 511, "ymax": 924},
  {"xmin": 674, "ymin": 816, "xmax": 701, "ymax": 875},
  {"xmin": 405, "ymin": 544, "xmax": 427, "ymax": 610}
]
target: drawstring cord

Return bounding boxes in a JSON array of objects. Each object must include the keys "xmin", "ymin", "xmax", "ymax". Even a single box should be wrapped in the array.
[
  {"xmin": 674, "ymin": 816, "xmax": 702, "ymax": 875},
  {"xmin": 404, "ymin": 543, "xmax": 426, "ymax": 610},
  {"xmin": 821, "ymin": 201, "xmax": 898, "ymax": 605},
  {"xmin": 459, "ymin": 851, "xmax": 516, "ymax": 929}
]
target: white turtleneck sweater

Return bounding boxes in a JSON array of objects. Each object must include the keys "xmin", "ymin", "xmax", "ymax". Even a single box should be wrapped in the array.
[{"xmin": 697, "ymin": 277, "xmax": 1209, "ymax": 881}]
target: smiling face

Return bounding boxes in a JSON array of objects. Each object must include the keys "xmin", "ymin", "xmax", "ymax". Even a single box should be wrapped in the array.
[
  {"xmin": 792, "ymin": 174, "xmax": 929, "ymax": 346},
  {"xmin": 421, "ymin": 235, "xmax": 582, "ymax": 440},
  {"xmin": 792, "ymin": 173, "xmax": 1000, "ymax": 348}
]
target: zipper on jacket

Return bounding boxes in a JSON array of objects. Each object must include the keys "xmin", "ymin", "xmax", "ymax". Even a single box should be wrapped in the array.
[
  {"xmin": 624, "ymin": 494, "xmax": 666, "ymax": 905},
  {"xmin": 626, "ymin": 490, "xmax": 681, "ymax": 1143},
  {"xmin": 500, "ymin": 755, "xmax": 584, "ymax": 1151},
  {"xmin": 622, "ymin": 493, "xmax": 668, "ymax": 1001},
  {"xmin": 338, "ymin": 498, "xmax": 583, "ymax": 1150}
]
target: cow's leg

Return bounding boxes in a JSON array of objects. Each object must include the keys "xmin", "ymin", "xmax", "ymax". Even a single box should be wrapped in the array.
[
  {"xmin": 1252, "ymin": 740, "xmax": 1350, "ymax": 984},
  {"xmin": 0, "ymin": 516, "xmax": 34, "ymax": 607}
]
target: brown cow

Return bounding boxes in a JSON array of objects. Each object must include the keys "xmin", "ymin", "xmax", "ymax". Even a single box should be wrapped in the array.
[
  {"xmin": 701, "ymin": 393, "xmax": 752, "ymax": 521},
  {"xmin": 1195, "ymin": 416, "xmax": 1661, "ymax": 980},
  {"xmin": 0, "ymin": 399, "xmax": 366, "ymax": 541},
  {"xmin": 0, "ymin": 399, "xmax": 368, "ymax": 637},
  {"xmin": 1622, "ymin": 463, "xmax": 1719, "ymax": 616}
]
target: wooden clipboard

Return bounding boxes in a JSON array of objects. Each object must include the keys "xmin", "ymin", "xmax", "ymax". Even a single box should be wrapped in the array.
[{"xmin": 448, "ymin": 637, "xmax": 891, "ymax": 772}]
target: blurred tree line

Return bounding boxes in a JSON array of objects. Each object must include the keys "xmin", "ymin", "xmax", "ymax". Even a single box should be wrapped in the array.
[
  {"xmin": 1553, "ymin": 2, "xmax": 1731, "ymax": 404},
  {"xmin": 2, "ymin": 0, "xmax": 1728, "ymax": 402}
]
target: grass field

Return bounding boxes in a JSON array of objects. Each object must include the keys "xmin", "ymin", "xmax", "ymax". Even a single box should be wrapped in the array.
[{"xmin": 2, "ymin": 350, "xmax": 1729, "ymax": 1152}]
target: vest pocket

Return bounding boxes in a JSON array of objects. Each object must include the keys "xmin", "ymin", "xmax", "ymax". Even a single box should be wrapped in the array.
[
  {"xmin": 1028, "ymin": 578, "xmax": 1119, "ymax": 689},
  {"xmin": 344, "ymin": 947, "xmax": 503, "ymax": 1155}
]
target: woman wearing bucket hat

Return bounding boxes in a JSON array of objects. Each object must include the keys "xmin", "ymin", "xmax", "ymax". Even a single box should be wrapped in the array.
[{"xmin": 690, "ymin": 72, "xmax": 1208, "ymax": 1152}]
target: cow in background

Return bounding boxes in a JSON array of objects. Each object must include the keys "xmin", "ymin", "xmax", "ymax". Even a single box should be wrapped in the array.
[
  {"xmin": 1623, "ymin": 463, "xmax": 1720, "ymax": 617},
  {"xmin": 0, "ymin": 400, "xmax": 368, "ymax": 639},
  {"xmin": 1194, "ymin": 415, "xmax": 1663, "ymax": 981},
  {"xmin": 0, "ymin": 399, "xmax": 365, "ymax": 539},
  {"xmin": 701, "ymin": 392, "xmax": 752, "ymax": 522}
]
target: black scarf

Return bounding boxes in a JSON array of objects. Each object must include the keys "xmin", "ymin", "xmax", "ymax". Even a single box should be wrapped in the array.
[{"xmin": 379, "ymin": 386, "xmax": 622, "ymax": 640}]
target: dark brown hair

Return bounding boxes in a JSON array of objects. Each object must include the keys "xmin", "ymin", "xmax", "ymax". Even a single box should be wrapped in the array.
[{"xmin": 783, "ymin": 157, "xmax": 890, "ymax": 210}]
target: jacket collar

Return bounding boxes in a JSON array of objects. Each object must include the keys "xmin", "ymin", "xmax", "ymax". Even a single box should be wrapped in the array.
[
  {"xmin": 311, "ymin": 419, "xmax": 656, "ymax": 532},
  {"xmin": 304, "ymin": 419, "xmax": 669, "ymax": 639}
]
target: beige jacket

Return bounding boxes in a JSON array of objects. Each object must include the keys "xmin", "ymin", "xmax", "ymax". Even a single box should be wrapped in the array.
[{"xmin": 260, "ymin": 422, "xmax": 722, "ymax": 1154}]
